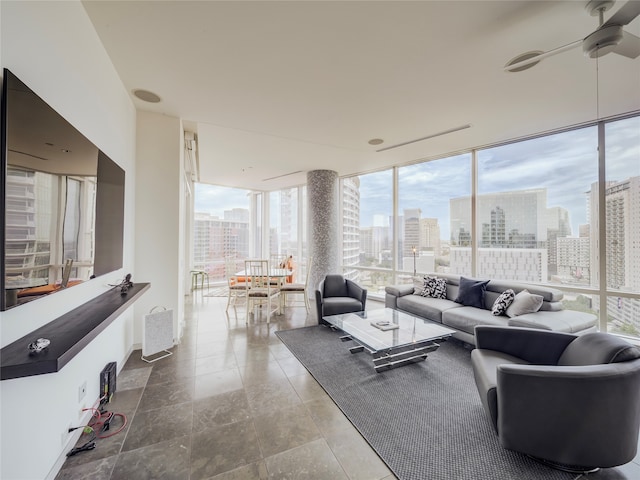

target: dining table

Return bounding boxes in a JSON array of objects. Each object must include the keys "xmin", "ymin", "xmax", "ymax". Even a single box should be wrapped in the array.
[{"xmin": 234, "ymin": 268, "xmax": 294, "ymax": 286}]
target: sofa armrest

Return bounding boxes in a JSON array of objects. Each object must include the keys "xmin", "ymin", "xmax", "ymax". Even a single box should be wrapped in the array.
[
  {"xmin": 385, "ymin": 284, "xmax": 415, "ymax": 298},
  {"xmin": 497, "ymin": 361, "xmax": 640, "ymax": 467},
  {"xmin": 315, "ymin": 289, "xmax": 325, "ymax": 324},
  {"xmin": 346, "ymin": 279, "xmax": 367, "ymax": 308},
  {"xmin": 474, "ymin": 325, "xmax": 576, "ymax": 365}
]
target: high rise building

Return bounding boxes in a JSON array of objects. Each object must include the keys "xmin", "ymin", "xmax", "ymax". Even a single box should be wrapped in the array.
[
  {"xmin": 546, "ymin": 206, "xmax": 572, "ymax": 276},
  {"xmin": 193, "ymin": 210, "xmax": 250, "ymax": 280},
  {"xmin": 450, "ymin": 189, "xmax": 576, "ymax": 281},
  {"xmin": 588, "ymin": 177, "xmax": 640, "ymax": 334},
  {"xmin": 480, "ymin": 206, "xmax": 506, "ymax": 247},
  {"xmin": 224, "ymin": 208, "xmax": 250, "ymax": 222},
  {"xmin": 556, "ymin": 237, "xmax": 590, "ymax": 283},
  {"xmin": 359, "ymin": 225, "xmax": 390, "ymax": 264},
  {"xmin": 419, "ymin": 217, "xmax": 441, "ymax": 255},
  {"xmin": 271, "ymin": 189, "xmax": 297, "ymax": 257},
  {"xmin": 450, "ymin": 247, "xmax": 547, "ymax": 283},
  {"xmin": 451, "ymin": 189, "xmax": 548, "ymax": 249},
  {"xmin": 546, "ymin": 206, "xmax": 572, "ymax": 237},
  {"xmin": 342, "ymin": 177, "xmax": 361, "ymax": 281},
  {"xmin": 403, "ymin": 208, "xmax": 421, "ymax": 257},
  {"xmin": 588, "ymin": 177, "xmax": 640, "ymax": 291}
]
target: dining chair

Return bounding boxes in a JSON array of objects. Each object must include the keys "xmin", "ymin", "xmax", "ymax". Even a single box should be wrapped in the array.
[
  {"xmin": 245, "ymin": 259, "xmax": 281, "ymax": 323},
  {"xmin": 280, "ymin": 257, "xmax": 312, "ymax": 312},
  {"xmin": 270, "ymin": 254, "xmax": 287, "ymax": 268},
  {"xmin": 225, "ymin": 257, "xmax": 247, "ymax": 311},
  {"xmin": 268, "ymin": 254, "xmax": 287, "ymax": 286}
]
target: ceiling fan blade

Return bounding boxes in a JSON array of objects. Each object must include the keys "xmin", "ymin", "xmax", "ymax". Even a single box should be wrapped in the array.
[
  {"xmin": 614, "ymin": 30, "xmax": 640, "ymax": 58},
  {"xmin": 504, "ymin": 40, "xmax": 582, "ymax": 72},
  {"xmin": 602, "ymin": 0, "xmax": 640, "ymax": 27}
]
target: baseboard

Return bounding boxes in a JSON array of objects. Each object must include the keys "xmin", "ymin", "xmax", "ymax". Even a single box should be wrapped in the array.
[
  {"xmin": 45, "ymin": 404, "xmax": 97, "ymax": 480},
  {"xmin": 46, "ymin": 345, "xmax": 138, "ymax": 479}
]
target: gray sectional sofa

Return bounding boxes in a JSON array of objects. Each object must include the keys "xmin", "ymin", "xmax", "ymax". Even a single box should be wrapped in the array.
[{"xmin": 385, "ymin": 273, "xmax": 598, "ymax": 345}]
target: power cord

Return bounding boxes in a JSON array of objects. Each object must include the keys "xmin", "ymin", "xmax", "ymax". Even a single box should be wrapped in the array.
[
  {"xmin": 65, "ymin": 406, "xmax": 128, "ymax": 456},
  {"xmin": 66, "ymin": 437, "xmax": 96, "ymax": 457}
]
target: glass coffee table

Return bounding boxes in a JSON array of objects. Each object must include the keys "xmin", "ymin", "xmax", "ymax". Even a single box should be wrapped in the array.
[{"xmin": 322, "ymin": 308, "xmax": 455, "ymax": 372}]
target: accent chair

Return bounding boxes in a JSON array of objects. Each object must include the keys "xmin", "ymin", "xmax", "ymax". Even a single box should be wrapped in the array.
[
  {"xmin": 471, "ymin": 325, "xmax": 640, "ymax": 473},
  {"xmin": 315, "ymin": 274, "xmax": 367, "ymax": 325}
]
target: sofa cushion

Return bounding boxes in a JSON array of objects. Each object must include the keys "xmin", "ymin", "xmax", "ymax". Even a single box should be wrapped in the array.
[
  {"xmin": 411, "ymin": 276, "xmax": 425, "ymax": 295},
  {"xmin": 442, "ymin": 306, "xmax": 509, "ymax": 335},
  {"xmin": 558, "ymin": 332, "xmax": 640, "ymax": 366},
  {"xmin": 508, "ymin": 309, "xmax": 597, "ymax": 333},
  {"xmin": 492, "ymin": 289, "xmax": 516, "ymax": 316},
  {"xmin": 322, "ymin": 297, "xmax": 363, "ymax": 316},
  {"xmin": 455, "ymin": 277, "xmax": 489, "ymax": 308},
  {"xmin": 506, "ymin": 289, "xmax": 543, "ymax": 318},
  {"xmin": 397, "ymin": 295, "xmax": 461, "ymax": 323}
]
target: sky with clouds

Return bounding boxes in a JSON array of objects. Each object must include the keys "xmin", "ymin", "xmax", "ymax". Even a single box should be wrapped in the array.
[{"xmin": 196, "ymin": 116, "xmax": 639, "ymax": 239}]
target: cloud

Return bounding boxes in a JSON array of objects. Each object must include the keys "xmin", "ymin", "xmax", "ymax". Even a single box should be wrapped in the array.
[
  {"xmin": 195, "ymin": 183, "xmax": 250, "ymax": 216},
  {"xmin": 360, "ymin": 118, "xmax": 638, "ymax": 237}
]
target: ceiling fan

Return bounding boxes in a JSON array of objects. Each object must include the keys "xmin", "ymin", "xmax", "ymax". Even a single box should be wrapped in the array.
[{"xmin": 505, "ymin": 0, "xmax": 640, "ymax": 72}]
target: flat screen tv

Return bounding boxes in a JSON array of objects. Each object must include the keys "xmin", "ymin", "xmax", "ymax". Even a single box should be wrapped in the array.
[{"xmin": 1, "ymin": 68, "xmax": 125, "ymax": 310}]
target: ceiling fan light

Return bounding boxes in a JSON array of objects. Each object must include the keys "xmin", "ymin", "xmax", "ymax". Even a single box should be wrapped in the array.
[{"xmin": 583, "ymin": 24, "xmax": 624, "ymax": 58}]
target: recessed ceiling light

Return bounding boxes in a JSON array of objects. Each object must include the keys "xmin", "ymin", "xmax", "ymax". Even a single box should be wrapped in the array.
[
  {"xmin": 368, "ymin": 138, "xmax": 384, "ymax": 146},
  {"xmin": 133, "ymin": 89, "xmax": 162, "ymax": 103},
  {"xmin": 504, "ymin": 51, "xmax": 544, "ymax": 73}
]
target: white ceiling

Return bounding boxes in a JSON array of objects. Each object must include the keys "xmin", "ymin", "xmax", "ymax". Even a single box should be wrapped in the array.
[{"xmin": 82, "ymin": 0, "xmax": 640, "ymax": 191}]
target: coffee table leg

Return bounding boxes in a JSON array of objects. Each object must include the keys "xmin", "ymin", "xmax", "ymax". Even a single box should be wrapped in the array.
[{"xmin": 372, "ymin": 343, "xmax": 440, "ymax": 372}]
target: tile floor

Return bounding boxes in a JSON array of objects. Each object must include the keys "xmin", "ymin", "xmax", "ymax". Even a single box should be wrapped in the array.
[
  {"xmin": 55, "ymin": 293, "xmax": 395, "ymax": 480},
  {"xmin": 55, "ymin": 292, "xmax": 640, "ymax": 480}
]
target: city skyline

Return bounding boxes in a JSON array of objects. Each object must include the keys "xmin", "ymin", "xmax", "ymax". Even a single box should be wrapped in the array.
[{"xmin": 194, "ymin": 117, "xmax": 639, "ymax": 240}]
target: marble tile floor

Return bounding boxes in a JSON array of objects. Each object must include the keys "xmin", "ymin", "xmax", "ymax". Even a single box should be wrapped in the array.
[
  {"xmin": 55, "ymin": 293, "xmax": 640, "ymax": 480},
  {"xmin": 55, "ymin": 294, "xmax": 396, "ymax": 480}
]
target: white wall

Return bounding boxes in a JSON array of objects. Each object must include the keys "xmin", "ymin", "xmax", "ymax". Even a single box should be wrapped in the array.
[
  {"xmin": 0, "ymin": 2, "xmax": 137, "ymax": 478},
  {"xmin": 134, "ymin": 111, "xmax": 185, "ymax": 344}
]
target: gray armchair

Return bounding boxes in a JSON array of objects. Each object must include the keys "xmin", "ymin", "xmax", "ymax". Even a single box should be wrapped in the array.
[
  {"xmin": 315, "ymin": 274, "xmax": 367, "ymax": 325},
  {"xmin": 471, "ymin": 325, "xmax": 640, "ymax": 472}
]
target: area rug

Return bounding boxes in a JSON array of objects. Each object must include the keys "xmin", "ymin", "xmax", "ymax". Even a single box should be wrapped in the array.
[{"xmin": 275, "ymin": 325, "xmax": 575, "ymax": 480}]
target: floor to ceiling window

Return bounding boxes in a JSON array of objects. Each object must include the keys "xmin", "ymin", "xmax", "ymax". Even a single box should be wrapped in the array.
[
  {"xmin": 603, "ymin": 116, "xmax": 640, "ymax": 336},
  {"xmin": 269, "ymin": 186, "xmax": 309, "ymax": 282},
  {"xmin": 193, "ymin": 183, "xmax": 251, "ymax": 283},
  {"xmin": 341, "ymin": 170, "xmax": 393, "ymax": 295},
  {"xmin": 269, "ymin": 188, "xmax": 298, "ymax": 261},
  {"xmin": 399, "ymin": 153, "xmax": 471, "ymax": 278},
  {"xmin": 338, "ymin": 113, "xmax": 640, "ymax": 339},
  {"xmin": 476, "ymin": 126, "xmax": 598, "ymax": 285}
]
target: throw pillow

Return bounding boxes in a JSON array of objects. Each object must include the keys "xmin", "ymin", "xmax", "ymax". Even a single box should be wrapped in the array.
[
  {"xmin": 454, "ymin": 276, "xmax": 489, "ymax": 308},
  {"xmin": 491, "ymin": 289, "xmax": 516, "ymax": 316},
  {"xmin": 420, "ymin": 276, "xmax": 436, "ymax": 297},
  {"xmin": 506, "ymin": 289, "xmax": 544, "ymax": 318},
  {"xmin": 412, "ymin": 276, "xmax": 425, "ymax": 295},
  {"xmin": 420, "ymin": 276, "xmax": 447, "ymax": 299},
  {"xmin": 431, "ymin": 277, "xmax": 447, "ymax": 299}
]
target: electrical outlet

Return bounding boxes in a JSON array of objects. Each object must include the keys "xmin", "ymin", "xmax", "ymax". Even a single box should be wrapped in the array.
[{"xmin": 78, "ymin": 380, "xmax": 87, "ymax": 402}]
